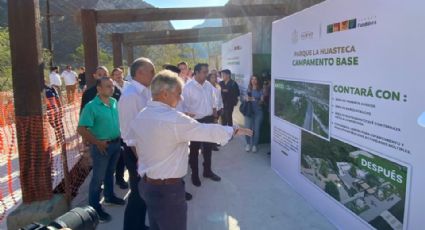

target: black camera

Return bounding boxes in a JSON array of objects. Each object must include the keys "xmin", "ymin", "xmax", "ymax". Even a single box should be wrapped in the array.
[{"xmin": 19, "ymin": 206, "xmax": 99, "ymax": 230}]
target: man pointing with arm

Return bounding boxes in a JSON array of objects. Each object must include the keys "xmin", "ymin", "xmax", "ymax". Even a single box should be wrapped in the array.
[{"xmin": 130, "ymin": 70, "xmax": 252, "ymax": 230}]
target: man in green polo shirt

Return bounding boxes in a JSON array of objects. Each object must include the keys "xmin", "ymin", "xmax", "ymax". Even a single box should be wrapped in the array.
[{"xmin": 77, "ymin": 77, "xmax": 125, "ymax": 222}]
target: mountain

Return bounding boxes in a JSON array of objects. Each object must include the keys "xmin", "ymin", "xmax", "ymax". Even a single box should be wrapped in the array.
[
  {"xmin": 188, "ymin": 19, "xmax": 223, "ymax": 59},
  {"xmin": 0, "ymin": 0, "xmax": 173, "ymax": 65},
  {"xmin": 192, "ymin": 19, "xmax": 222, "ymax": 29}
]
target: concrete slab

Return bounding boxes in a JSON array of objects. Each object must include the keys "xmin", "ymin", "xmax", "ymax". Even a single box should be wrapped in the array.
[
  {"xmin": 8, "ymin": 194, "xmax": 69, "ymax": 230},
  {"xmin": 73, "ymin": 137, "xmax": 335, "ymax": 230}
]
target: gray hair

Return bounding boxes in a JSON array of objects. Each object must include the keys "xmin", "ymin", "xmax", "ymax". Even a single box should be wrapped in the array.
[
  {"xmin": 151, "ymin": 70, "xmax": 183, "ymax": 97},
  {"xmin": 130, "ymin": 57, "xmax": 153, "ymax": 79}
]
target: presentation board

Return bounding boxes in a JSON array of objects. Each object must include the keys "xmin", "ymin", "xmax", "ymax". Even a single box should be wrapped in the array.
[
  {"xmin": 221, "ymin": 32, "xmax": 253, "ymax": 95},
  {"xmin": 271, "ymin": 1, "xmax": 425, "ymax": 229}
]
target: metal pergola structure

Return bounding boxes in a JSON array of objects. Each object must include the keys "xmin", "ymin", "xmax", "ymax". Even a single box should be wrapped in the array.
[
  {"xmin": 110, "ymin": 25, "xmax": 248, "ymax": 68},
  {"xmin": 81, "ymin": 4, "xmax": 288, "ymax": 86}
]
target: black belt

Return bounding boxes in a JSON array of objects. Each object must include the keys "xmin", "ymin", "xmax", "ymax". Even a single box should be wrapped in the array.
[
  {"xmin": 105, "ymin": 137, "xmax": 120, "ymax": 144},
  {"xmin": 143, "ymin": 175, "xmax": 182, "ymax": 185},
  {"xmin": 196, "ymin": 115, "xmax": 214, "ymax": 123}
]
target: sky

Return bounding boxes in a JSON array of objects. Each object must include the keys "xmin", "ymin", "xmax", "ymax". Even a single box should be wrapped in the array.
[{"xmin": 144, "ymin": 0, "xmax": 229, "ymax": 29}]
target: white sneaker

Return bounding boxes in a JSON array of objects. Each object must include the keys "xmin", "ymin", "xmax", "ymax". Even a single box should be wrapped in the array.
[
  {"xmin": 252, "ymin": 146, "xmax": 257, "ymax": 153},
  {"xmin": 245, "ymin": 144, "xmax": 251, "ymax": 152}
]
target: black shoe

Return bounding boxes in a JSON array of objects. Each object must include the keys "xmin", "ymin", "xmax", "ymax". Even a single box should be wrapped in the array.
[
  {"xmin": 95, "ymin": 207, "xmax": 112, "ymax": 223},
  {"xmin": 212, "ymin": 145, "xmax": 219, "ymax": 151},
  {"xmin": 104, "ymin": 196, "xmax": 126, "ymax": 206},
  {"xmin": 203, "ymin": 172, "xmax": 221, "ymax": 181},
  {"xmin": 185, "ymin": 192, "xmax": 193, "ymax": 201},
  {"xmin": 191, "ymin": 174, "xmax": 201, "ymax": 187},
  {"xmin": 116, "ymin": 180, "xmax": 129, "ymax": 189}
]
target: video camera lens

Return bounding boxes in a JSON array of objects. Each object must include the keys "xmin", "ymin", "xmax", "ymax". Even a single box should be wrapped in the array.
[
  {"xmin": 49, "ymin": 206, "xmax": 99, "ymax": 230},
  {"xmin": 19, "ymin": 206, "xmax": 99, "ymax": 230}
]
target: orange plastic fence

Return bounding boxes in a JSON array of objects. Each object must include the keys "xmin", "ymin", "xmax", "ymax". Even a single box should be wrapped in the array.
[{"xmin": 0, "ymin": 90, "xmax": 90, "ymax": 228}]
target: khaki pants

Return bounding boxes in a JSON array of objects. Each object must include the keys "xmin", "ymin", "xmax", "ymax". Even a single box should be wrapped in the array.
[{"xmin": 65, "ymin": 84, "xmax": 76, "ymax": 104}]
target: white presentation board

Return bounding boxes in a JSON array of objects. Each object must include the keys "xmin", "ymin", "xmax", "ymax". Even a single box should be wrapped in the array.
[
  {"xmin": 271, "ymin": 1, "xmax": 425, "ymax": 229},
  {"xmin": 221, "ymin": 32, "xmax": 253, "ymax": 95}
]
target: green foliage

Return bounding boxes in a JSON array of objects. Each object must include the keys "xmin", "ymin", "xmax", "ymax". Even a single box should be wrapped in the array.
[
  {"xmin": 140, "ymin": 44, "xmax": 207, "ymax": 69},
  {"xmin": 301, "ymin": 156, "xmax": 310, "ymax": 169},
  {"xmin": 0, "ymin": 27, "xmax": 12, "ymax": 91},
  {"xmin": 349, "ymin": 165, "xmax": 357, "ymax": 178},
  {"xmin": 365, "ymin": 173, "xmax": 380, "ymax": 188},
  {"xmin": 319, "ymin": 160, "xmax": 329, "ymax": 178},
  {"xmin": 274, "ymin": 86, "xmax": 307, "ymax": 126},
  {"xmin": 325, "ymin": 181, "xmax": 340, "ymax": 201},
  {"xmin": 69, "ymin": 44, "xmax": 113, "ymax": 69},
  {"xmin": 0, "ymin": 28, "xmax": 61, "ymax": 91},
  {"xmin": 301, "ymin": 131, "xmax": 357, "ymax": 171}
]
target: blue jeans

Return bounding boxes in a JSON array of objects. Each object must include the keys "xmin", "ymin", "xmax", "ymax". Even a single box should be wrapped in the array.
[
  {"xmin": 245, "ymin": 109, "xmax": 264, "ymax": 146},
  {"xmin": 89, "ymin": 141, "xmax": 121, "ymax": 210}
]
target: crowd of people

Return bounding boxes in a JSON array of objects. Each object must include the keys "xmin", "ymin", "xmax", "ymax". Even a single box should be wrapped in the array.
[{"xmin": 46, "ymin": 58, "xmax": 272, "ymax": 230}]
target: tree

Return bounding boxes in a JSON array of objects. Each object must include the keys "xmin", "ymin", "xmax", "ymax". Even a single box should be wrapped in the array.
[
  {"xmin": 69, "ymin": 44, "xmax": 113, "ymax": 69},
  {"xmin": 325, "ymin": 181, "xmax": 340, "ymax": 201},
  {"xmin": 140, "ymin": 44, "xmax": 207, "ymax": 69},
  {"xmin": 0, "ymin": 27, "xmax": 12, "ymax": 91},
  {"xmin": 349, "ymin": 165, "xmax": 357, "ymax": 178},
  {"xmin": 0, "ymin": 27, "xmax": 62, "ymax": 92},
  {"xmin": 319, "ymin": 160, "xmax": 329, "ymax": 178}
]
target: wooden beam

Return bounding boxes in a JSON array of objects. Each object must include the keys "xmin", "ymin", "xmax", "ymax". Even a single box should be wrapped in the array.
[
  {"xmin": 126, "ymin": 44, "xmax": 134, "ymax": 65},
  {"xmin": 81, "ymin": 9, "xmax": 98, "ymax": 87},
  {"xmin": 112, "ymin": 33, "xmax": 123, "ymax": 68},
  {"xmin": 96, "ymin": 4, "xmax": 287, "ymax": 23},
  {"xmin": 125, "ymin": 34, "xmax": 233, "ymax": 46},
  {"xmin": 122, "ymin": 25, "xmax": 247, "ymax": 43},
  {"xmin": 8, "ymin": 0, "xmax": 52, "ymax": 203}
]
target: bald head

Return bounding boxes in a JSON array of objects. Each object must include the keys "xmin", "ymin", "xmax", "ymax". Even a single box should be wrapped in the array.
[{"xmin": 130, "ymin": 57, "xmax": 156, "ymax": 87}]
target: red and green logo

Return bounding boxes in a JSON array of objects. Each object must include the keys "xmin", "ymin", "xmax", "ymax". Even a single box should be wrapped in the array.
[{"xmin": 327, "ymin": 18, "xmax": 357, "ymax": 34}]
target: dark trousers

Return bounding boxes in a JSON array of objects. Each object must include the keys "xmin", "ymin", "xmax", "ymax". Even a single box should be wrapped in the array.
[
  {"xmin": 189, "ymin": 115, "xmax": 215, "ymax": 177},
  {"xmin": 115, "ymin": 141, "xmax": 126, "ymax": 183},
  {"xmin": 123, "ymin": 145, "xmax": 148, "ymax": 230},
  {"xmin": 221, "ymin": 106, "xmax": 234, "ymax": 126},
  {"xmin": 139, "ymin": 179, "xmax": 187, "ymax": 230}
]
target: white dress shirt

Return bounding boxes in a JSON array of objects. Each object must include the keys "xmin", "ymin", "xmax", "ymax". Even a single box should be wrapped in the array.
[
  {"xmin": 114, "ymin": 80, "xmax": 131, "ymax": 92},
  {"xmin": 61, "ymin": 70, "xmax": 78, "ymax": 86},
  {"xmin": 182, "ymin": 79, "xmax": 216, "ymax": 119},
  {"xmin": 49, "ymin": 72, "xmax": 62, "ymax": 87},
  {"xmin": 130, "ymin": 100, "xmax": 234, "ymax": 179},
  {"xmin": 212, "ymin": 85, "xmax": 223, "ymax": 110},
  {"xmin": 118, "ymin": 79, "xmax": 151, "ymax": 146}
]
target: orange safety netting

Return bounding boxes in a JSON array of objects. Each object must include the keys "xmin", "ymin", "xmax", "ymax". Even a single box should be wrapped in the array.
[{"xmin": 0, "ymin": 90, "xmax": 91, "ymax": 228}]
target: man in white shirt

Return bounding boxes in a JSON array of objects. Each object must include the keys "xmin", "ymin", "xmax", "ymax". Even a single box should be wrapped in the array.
[
  {"xmin": 112, "ymin": 67, "xmax": 131, "ymax": 92},
  {"xmin": 118, "ymin": 57, "xmax": 155, "ymax": 230},
  {"xmin": 61, "ymin": 65, "xmax": 78, "ymax": 103},
  {"xmin": 177, "ymin": 61, "xmax": 191, "ymax": 83},
  {"xmin": 182, "ymin": 63, "xmax": 221, "ymax": 187},
  {"xmin": 49, "ymin": 66, "xmax": 62, "ymax": 95},
  {"xmin": 131, "ymin": 70, "xmax": 251, "ymax": 230}
]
